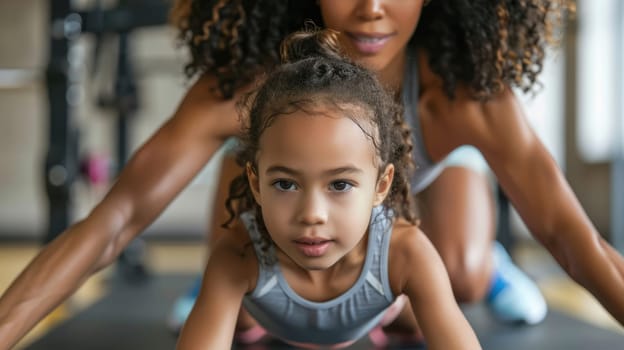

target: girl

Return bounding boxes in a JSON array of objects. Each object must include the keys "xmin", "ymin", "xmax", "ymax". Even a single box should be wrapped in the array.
[
  {"xmin": 176, "ymin": 29, "xmax": 481, "ymax": 350},
  {"xmin": 2, "ymin": 1, "xmax": 624, "ymax": 349}
]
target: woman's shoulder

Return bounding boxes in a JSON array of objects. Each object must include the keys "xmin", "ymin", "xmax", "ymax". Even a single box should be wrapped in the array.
[
  {"xmin": 414, "ymin": 49, "xmax": 525, "ymax": 157},
  {"xmin": 414, "ymin": 49, "xmax": 475, "ymax": 131},
  {"xmin": 171, "ymin": 73, "xmax": 260, "ymax": 140}
]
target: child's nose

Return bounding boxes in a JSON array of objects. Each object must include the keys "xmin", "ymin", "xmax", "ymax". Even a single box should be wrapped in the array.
[{"xmin": 297, "ymin": 191, "xmax": 328, "ymax": 225}]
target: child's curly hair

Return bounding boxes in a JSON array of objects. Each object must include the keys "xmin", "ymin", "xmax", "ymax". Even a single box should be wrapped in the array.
[
  {"xmin": 171, "ymin": 0, "xmax": 574, "ymax": 99},
  {"xmin": 222, "ymin": 29, "xmax": 417, "ymax": 248}
]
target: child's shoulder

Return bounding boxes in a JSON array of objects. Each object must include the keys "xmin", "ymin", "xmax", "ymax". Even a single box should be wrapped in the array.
[
  {"xmin": 388, "ymin": 218, "xmax": 429, "ymax": 257},
  {"xmin": 209, "ymin": 219, "xmax": 259, "ymax": 292},
  {"xmin": 387, "ymin": 219, "xmax": 442, "ymax": 293},
  {"xmin": 213, "ymin": 218, "xmax": 257, "ymax": 259}
]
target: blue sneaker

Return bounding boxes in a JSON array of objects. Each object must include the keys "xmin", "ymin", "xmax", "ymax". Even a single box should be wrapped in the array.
[
  {"xmin": 168, "ymin": 277, "xmax": 201, "ymax": 333},
  {"xmin": 486, "ymin": 242, "xmax": 547, "ymax": 325}
]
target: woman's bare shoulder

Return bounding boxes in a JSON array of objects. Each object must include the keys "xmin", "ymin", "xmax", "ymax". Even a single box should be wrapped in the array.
[
  {"xmin": 171, "ymin": 73, "xmax": 259, "ymax": 140},
  {"xmin": 414, "ymin": 50, "xmax": 528, "ymax": 158}
]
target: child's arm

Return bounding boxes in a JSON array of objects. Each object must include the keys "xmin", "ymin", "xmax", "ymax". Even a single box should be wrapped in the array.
[
  {"xmin": 0, "ymin": 74, "xmax": 242, "ymax": 349},
  {"xmin": 176, "ymin": 224, "xmax": 255, "ymax": 350},
  {"xmin": 391, "ymin": 223, "xmax": 482, "ymax": 350}
]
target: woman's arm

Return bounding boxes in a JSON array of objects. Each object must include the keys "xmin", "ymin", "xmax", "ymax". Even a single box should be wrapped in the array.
[
  {"xmin": 176, "ymin": 224, "xmax": 254, "ymax": 349},
  {"xmin": 423, "ymin": 82, "xmax": 624, "ymax": 325},
  {"xmin": 479, "ymin": 90, "xmax": 624, "ymax": 325},
  {"xmin": 390, "ymin": 223, "xmax": 482, "ymax": 350},
  {"xmin": 0, "ymin": 75, "xmax": 241, "ymax": 349}
]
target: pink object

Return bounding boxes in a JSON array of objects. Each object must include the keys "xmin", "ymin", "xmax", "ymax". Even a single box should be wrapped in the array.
[
  {"xmin": 369, "ymin": 295, "xmax": 425, "ymax": 347},
  {"xmin": 368, "ymin": 326, "xmax": 390, "ymax": 348},
  {"xmin": 234, "ymin": 325, "xmax": 267, "ymax": 344},
  {"xmin": 81, "ymin": 154, "xmax": 110, "ymax": 185}
]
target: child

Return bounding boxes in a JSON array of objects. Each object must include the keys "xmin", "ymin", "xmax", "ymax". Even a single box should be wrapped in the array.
[{"xmin": 176, "ymin": 29, "xmax": 482, "ymax": 350}]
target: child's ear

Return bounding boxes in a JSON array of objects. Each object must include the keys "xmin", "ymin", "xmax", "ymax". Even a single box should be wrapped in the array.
[
  {"xmin": 247, "ymin": 162, "xmax": 261, "ymax": 204},
  {"xmin": 374, "ymin": 164, "xmax": 394, "ymax": 206}
]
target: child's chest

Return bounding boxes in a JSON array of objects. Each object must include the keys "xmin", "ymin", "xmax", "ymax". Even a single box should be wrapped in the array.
[{"xmin": 279, "ymin": 259, "xmax": 365, "ymax": 302}]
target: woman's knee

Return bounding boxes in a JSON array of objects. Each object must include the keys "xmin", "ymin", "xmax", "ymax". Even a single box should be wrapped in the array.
[
  {"xmin": 419, "ymin": 167, "xmax": 496, "ymax": 302},
  {"xmin": 440, "ymin": 247, "xmax": 492, "ymax": 303}
]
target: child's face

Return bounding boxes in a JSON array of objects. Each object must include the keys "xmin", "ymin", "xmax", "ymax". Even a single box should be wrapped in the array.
[
  {"xmin": 318, "ymin": 0, "xmax": 423, "ymax": 73},
  {"xmin": 248, "ymin": 107, "xmax": 393, "ymax": 271}
]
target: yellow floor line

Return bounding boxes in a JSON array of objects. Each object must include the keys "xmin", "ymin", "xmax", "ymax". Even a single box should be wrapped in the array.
[
  {"xmin": 1, "ymin": 242, "xmax": 203, "ymax": 349},
  {"xmin": 13, "ymin": 268, "xmax": 112, "ymax": 349},
  {"xmin": 540, "ymin": 278, "xmax": 624, "ymax": 334}
]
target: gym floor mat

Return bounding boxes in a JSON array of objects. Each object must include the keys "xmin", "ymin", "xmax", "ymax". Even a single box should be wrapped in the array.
[{"xmin": 25, "ymin": 274, "xmax": 624, "ymax": 350}]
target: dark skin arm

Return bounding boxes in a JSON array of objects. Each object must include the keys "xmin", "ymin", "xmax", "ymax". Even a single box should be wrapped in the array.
[
  {"xmin": 418, "ymin": 57, "xmax": 624, "ymax": 325},
  {"xmin": 0, "ymin": 74, "xmax": 243, "ymax": 349}
]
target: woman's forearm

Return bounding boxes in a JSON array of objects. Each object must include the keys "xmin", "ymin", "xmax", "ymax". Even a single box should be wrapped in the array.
[
  {"xmin": 577, "ymin": 237, "xmax": 624, "ymax": 326},
  {"xmin": 0, "ymin": 219, "xmax": 117, "ymax": 349}
]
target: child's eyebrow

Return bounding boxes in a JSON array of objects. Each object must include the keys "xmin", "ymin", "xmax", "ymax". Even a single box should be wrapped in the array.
[
  {"xmin": 265, "ymin": 165, "xmax": 301, "ymax": 176},
  {"xmin": 265, "ymin": 165, "xmax": 364, "ymax": 176},
  {"xmin": 324, "ymin": 166, "xmax": 364, "ymax": 176}
]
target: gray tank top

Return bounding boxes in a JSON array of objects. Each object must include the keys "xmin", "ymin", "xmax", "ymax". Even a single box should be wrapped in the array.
[
  {"xmin": 241, "ymin": 208, "xmax": 396, "ymax": 345},
  {"xmin": 402, "ymin": 46, "xmax": 445, "ymax": 193}
]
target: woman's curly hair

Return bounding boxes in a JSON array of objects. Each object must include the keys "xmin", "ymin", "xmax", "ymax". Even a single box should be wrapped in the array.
[{"xmin": 171, "ymin": 0, "xmax": 574, "ymax": 99}]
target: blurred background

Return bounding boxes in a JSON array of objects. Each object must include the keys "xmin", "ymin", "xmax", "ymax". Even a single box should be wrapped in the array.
[
  {"xmin": 0, "ymin": 0, "xmax": 223, "ymax": 241},
  {"xmin": 0, "ymin": 0, "xmax": 623, "ymax": 348}
]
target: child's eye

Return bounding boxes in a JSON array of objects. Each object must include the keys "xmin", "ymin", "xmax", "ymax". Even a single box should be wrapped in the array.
[
  {"xmin": 272, "ymin": 180, "xmax": 298, "ymax": 191},
  {"xmin": 329, "ymin": 181, "xmax": 353, "ymax": 192}
]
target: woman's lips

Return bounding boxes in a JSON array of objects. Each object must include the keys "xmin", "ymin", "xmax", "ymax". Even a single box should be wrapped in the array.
[
  {"xmin": 294, "ymin": 239, "xmax": 332, "ymax": 257},
  {"xmin": 346, "ymin": 32, "xmax": 394, "ymax": 54}
]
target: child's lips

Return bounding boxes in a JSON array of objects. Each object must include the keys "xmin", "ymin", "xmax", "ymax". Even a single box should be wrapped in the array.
[{"xmin": 294, "ymin": 238, "xmax": 333, "ymax": 257}]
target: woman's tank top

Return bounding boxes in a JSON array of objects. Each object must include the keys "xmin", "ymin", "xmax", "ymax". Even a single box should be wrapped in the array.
[{"xmin": 401, "ymin": 46, "xmax": 445, "ymax": 193}]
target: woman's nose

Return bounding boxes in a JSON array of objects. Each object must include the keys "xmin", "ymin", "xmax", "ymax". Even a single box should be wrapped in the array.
[{"xmin": 355, "ymin": 0, "xmax": 385, "ymax": 21}]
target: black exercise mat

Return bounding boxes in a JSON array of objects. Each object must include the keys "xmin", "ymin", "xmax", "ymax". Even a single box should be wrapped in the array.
[{"xmin": 25, "ymin": 274, "xmax": 624, "ymax": 350}]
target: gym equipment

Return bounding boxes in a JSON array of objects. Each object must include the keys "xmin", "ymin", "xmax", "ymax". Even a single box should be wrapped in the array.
[{"xmin": 44, "ymin": 0, "xmax": 169, "ymax": 278}]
